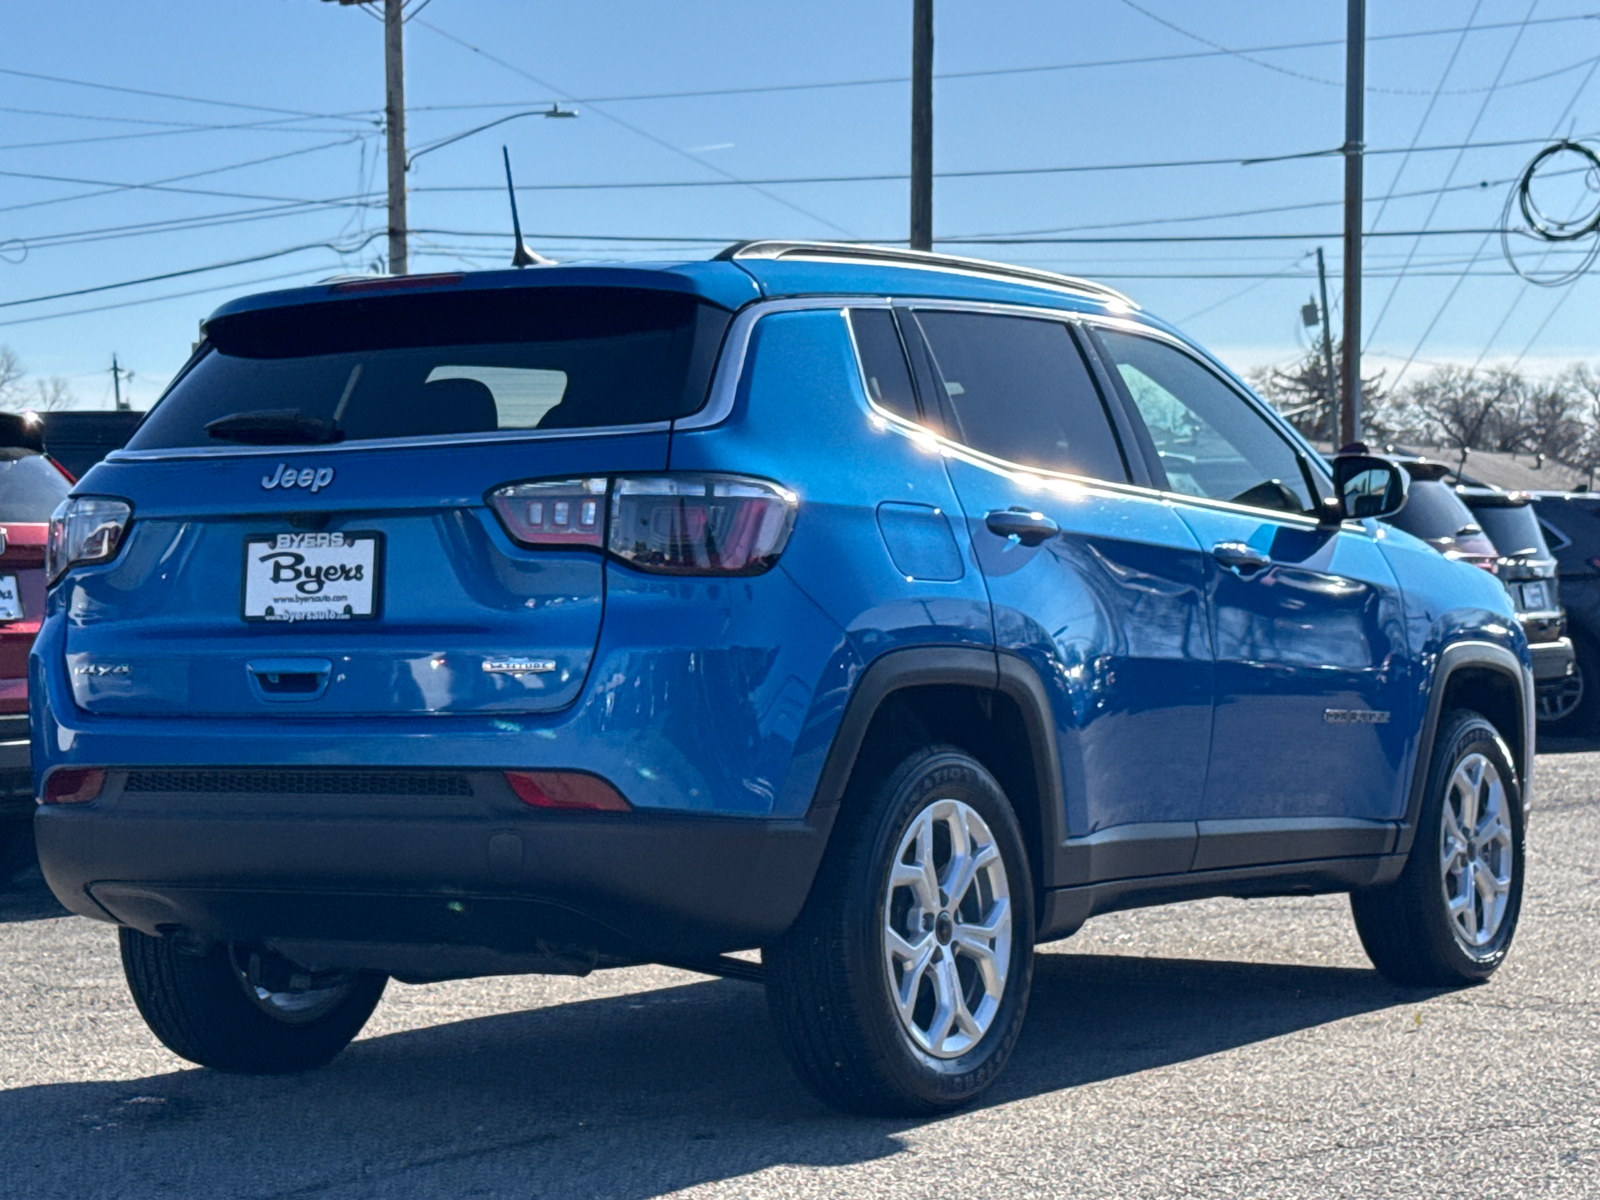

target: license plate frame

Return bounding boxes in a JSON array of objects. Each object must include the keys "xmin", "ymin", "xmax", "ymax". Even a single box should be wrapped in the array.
[
  {"xmin": 241, "ymin": 532, "xmax": 383, "ymax": 623},
  {"xmin": 0, "ymin": 574, "xmax": 20, "ymax": 622},
  {"xmin": 1520, "ymin": 580, "xmax": 1550, "ymax": 612}
]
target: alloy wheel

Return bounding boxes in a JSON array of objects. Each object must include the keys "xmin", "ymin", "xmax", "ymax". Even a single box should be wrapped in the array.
[
  {"xmin": 1439, "ymin": 753, "xmax": 1514, "ymax": 950},
  {"xmin": 1536, "ymin": 664, "xmax": 1584, "ymax": 724},
  {"xmin": 882, "ymin": 798, "xmax": 1012, "ymax": 1059},
  {"xmin": 229, "ymin": 946, "xmax": 360, "ymax": 1026}
]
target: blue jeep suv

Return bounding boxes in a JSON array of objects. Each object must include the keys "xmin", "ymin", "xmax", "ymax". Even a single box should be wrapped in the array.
[{"xmin": 32, "ymin": 242, "xmax": 1532, "ymax": 1114}]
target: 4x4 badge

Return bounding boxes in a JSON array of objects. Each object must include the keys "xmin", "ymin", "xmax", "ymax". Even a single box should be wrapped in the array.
[{"xmin": 262, "ymin": 463, "xmax": 335, "ymax": 493}]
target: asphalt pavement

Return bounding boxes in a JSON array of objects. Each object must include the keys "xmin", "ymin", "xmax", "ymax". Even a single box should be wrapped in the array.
[{"xmin": 2, "ymin": 751, "xmax": 1597, "ymax": 1199}]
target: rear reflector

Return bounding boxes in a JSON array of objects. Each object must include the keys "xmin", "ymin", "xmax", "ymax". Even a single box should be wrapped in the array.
[
  {"xmin": 504, "ymin": 770, "xmax": 631, "ymax": 812},
  {"xmin": 43, "ymin": 768, "xmax": 105, "ymax": 805}
]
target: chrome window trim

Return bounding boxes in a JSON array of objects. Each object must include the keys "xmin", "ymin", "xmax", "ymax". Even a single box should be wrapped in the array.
[
  {"xmin": 105, "ymin": 421, "xmax": 674, "ymax": 463},
  {"xmin": 675, "ymin": 296, "xmax": 889, "ymax": 432},
  {"xmin": 871, "ymin": 298, "xmax": 1364, "ymax": 535}
]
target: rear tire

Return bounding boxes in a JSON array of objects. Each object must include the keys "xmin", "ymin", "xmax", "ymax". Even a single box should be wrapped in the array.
[
  {"xmin": 765, "ymin": 746, "xmax": 1034, "ymax": 1115},
  {"xmin": 1351, "ymin": 710, "xmax": 1524, "ymax": 987},
  {"xmin": 120, "ymin": 929, "xmax": 387, "ymax": 1073}
]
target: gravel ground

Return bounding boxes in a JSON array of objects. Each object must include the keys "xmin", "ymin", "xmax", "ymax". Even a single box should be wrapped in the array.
[{"xmin": 1, "ymin": 751, "xmax": 1596, "ymax": 1200}]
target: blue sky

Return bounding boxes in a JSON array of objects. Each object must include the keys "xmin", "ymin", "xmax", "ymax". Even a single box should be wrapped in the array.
[{"xmin": 2, "ymin": 0, "xmax": 1598, "ymax": 409}]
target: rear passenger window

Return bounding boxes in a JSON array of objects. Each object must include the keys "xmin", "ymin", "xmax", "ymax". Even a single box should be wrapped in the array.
[
  {"xmin": 909, "ymin": 311, "xmax": 1128, "ymax": 481},
  {"xmin": 848, "ymin": 309, "xmax": 919, "ymax": 423}
]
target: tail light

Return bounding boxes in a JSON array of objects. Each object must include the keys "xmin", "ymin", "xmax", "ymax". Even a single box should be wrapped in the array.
[
  {"xmin": 488, "ymin": 478, "xmax": 606, "ymax": 547},
  {"xmin": 42, "ymin": 768, "xmax": 104, "ymax": 805},
  {"xmin": 504, "ymin": 770, "xmax": 630, "ymax": 811},
  {"xmin": 46, "ymin": 496, "xmax": 133, "ymax": 584},
  {"xmin": 489, "ymin": 473, "xmax": 797, "ymax": 576}
]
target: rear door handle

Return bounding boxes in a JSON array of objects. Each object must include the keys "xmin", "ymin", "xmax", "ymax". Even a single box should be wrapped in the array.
[
  {"xmin": 1211, "ymin": 541, "xmax": 1272, "ymax": 574},
  {"xmin": 985, "ymin": 509, "xmax": 1059, "ymax": 547}
]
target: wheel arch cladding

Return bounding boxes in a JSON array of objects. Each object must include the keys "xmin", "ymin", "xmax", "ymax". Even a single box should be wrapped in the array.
[
  {"xmin": 809, "ymin": 647, "xmax": 1067, "ymax": 905},
  {"xmin": 1400, "ymin": 639, "xmax": 1532, "ymax": 856}
]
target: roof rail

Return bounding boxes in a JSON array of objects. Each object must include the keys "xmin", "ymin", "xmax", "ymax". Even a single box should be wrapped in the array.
[{"xmin": 715, "ymin": 240, "xmax": 1136, "ymax": 308}]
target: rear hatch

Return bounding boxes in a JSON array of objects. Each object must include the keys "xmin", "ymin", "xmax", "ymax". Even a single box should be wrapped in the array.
[{"xmin": 62, "ymin": 280, "xmax": 732, "ymax": 718}]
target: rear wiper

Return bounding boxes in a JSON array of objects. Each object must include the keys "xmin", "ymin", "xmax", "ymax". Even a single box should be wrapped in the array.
[{"xmin": 205, "ymin": 409, "xmax": 344, "ymax": 445}]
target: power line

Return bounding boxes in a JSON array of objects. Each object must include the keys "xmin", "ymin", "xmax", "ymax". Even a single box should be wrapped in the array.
[
  {"xmin": 1117, "ymin": 0, "xmax": 1596, "ymax": 96},
  {"xmin": 398, "ymin": 132, "xmax": 1590, "ymax": 197},
  {"xmin": 0, "ymin": 234, "xmax": 386, "ymax": 312},
  {"xmin": 0, "ymin": 138, "xmax": 368, "ymax": 217},
  {"xmin": 0, "ymin": 64, "xmax": 373, "ymax": 121},
  {"xmin": 412, "ymin": 16, "xmax": 858, "ymax": 239},
  {"xmin": 397, "ymin": 13, "xmax": 1600, "ymax": 113},
  {"xmin": 1367, "ymin": 1, "xmax": 1483, "ymax": 235},
  {"xmin": 1368, "ymin": 1, "xmax": 1543, "ymax": 349},
  {"xmin": 0, "ymin": 264, "xmax": 356, "ymax": 331}
]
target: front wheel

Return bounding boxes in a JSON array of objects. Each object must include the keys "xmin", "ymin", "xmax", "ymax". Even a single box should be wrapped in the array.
[
  {"xmin": 120, "ymin": 929, "xmax": 387, "ymax": 1073},
  {"xmin": 1351, "ymin": 710, "xmax": 1525, "ymax": 986},
  {"xmin": 764, "ymin": 746, "xmax": 1034, "ymax": 1115}
]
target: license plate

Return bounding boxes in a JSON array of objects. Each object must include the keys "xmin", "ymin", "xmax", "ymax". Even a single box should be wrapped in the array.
[
  {"xmin": 1520, "ymin": 581, "xmax": 1549, "ymax": 611},
  {"xmin": 0, "ymin": 575, "xmax": 19, "ymax": 622},
  {"xmin": 242, "ymin": 532, "xmax": 381, "ymax": 622}
]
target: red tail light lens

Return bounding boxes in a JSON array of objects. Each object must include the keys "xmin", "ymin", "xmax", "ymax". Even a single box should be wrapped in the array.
[
  {"xmin": 488, "ymin": 478, "xmax": 607, "ymax": 547},
  {"xmin": 46, "ymin": 496, "xmax": 133, "ymax": 584},
  {"xmin": 505, "ymin": 770, "xmax": 631, "ymax": 811},
  {"xmin": 43, "ymin": 768, "xmax": 105, "ymax": 805},
  {"xmin": 487, "ymin": 473, "xmax": 798, "ymax": 575},
  {"xmin": 609, "ymin": 475, "xmax": 796, "ymax": 575}
]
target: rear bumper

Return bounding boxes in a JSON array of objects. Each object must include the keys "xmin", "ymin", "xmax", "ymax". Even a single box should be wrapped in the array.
[
  {"xmin": 34, "ymin": 770, "xmax": 834, "ymax": 978},
  {"xmin": 0, "ymin": 711, "xmax": 30, "ymax": 821},
  {"xmin": 1530, "ymin": 637, "xmax": 1575, "ymax": 684}
]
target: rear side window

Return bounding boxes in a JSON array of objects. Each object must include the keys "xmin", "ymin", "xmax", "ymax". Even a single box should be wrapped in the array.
[
  {"xmin": 910, "ymin": 311, "xmax": 1128, "ymax": 481},
  {"xmin": 0, "ymin": 450, "xmax": 70, "ymax": 522},
  {"xmin": 1468, "ymin": 503, "xmax": 1548, "ymax": 558},
  {"xmin": 848, "ymin": 309, "xmax": 919, "ymax": 422},
  {"xmin": 1388, "ymin": 479, "xmax": 1477, "ymax": 542},
  {"xmin": 130, "ymin": 287, "xmax": 731, "ymax": 450}
]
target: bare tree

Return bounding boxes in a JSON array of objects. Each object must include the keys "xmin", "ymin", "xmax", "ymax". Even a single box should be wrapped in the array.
[
  {"xmin": 27, "ymin": 376, "xmax": 74, "ymax": 412},
  {"xmin": 1404, "ymin": 365, "xmax": 1508, "ymax": 453},
  {"xmin": 1248, "ymin": 340, "xmax": 1388, "ymax": 443},
  {"xmin": 0, "ymin": 347, "xmax": 23, "ymax": 410}
]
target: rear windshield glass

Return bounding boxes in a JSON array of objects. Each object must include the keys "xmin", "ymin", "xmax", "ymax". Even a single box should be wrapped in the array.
[
  {"xmin": 128, "ymin": 287, "xmax": 731, "ymax": 450},
  {"xmin": 1468, "ymin": 502, "xmax": 1548, "ymax": 558},
  {"xmin": 0, "ymin": 449, "xmax": 70, "ymax": 522},
  {"xmin": 1388, "ymin": 478, "xmax": 1477, "ymax": 542}
]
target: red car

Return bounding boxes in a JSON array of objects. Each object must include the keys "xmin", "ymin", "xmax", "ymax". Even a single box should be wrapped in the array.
[{"xmin": 0, "ymin": 427, "xmax": 73, "ymax": 876}]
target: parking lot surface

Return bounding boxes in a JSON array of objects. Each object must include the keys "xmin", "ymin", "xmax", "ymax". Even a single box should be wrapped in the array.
[{"xmin": 1, "ymin": 752, "xmax": 1596, "ymax": 1200}]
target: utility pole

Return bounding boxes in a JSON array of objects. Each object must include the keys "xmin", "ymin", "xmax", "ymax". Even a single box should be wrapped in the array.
[
  {"xmin": 909, "ymin": 0, "xmax": 933, "ymax": 252},
  {"xmin": 1315, "ymin": 247, "xmax": 1337, "ymax": 443},
  {"xmin": 383, "ymin": 0, "xmax": 408, "ymax": 274},
  {"xmin": 1339, "ymin": 0, "xmax": 1365, "ymax": 447},
  {"xmin": 323, "ymin": 0, "xmax": 407, "ymax": 274},
  {"xmin": 109, "ymin": 354, "xmax": 132, "ymax": 412}
]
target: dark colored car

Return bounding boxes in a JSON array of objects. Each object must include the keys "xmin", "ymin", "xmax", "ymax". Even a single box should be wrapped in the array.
[
  {"xmin": 0, "ymin": 421, "xmax": 74, "ymax": 875},
  {"xmin": 32, "ymin": 243, "xmax": 1533, "ymax": 1114},
  {"xmin": 1456, "ymin": 488, "xmax": 1575, "ymax": 727},
  {"xmin": 1526, "ymin": 491, "xmax": 1600, "ymax": 735},
  {"xmin": 1385, "ymin": 459, "xmax": 1500, "ymax": 571}
]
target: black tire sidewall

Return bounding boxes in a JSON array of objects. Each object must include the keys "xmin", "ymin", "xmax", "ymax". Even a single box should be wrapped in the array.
[
  {"xmin": 1415, "ymin": 713, "xmax": 1526, "ymax": 980},
  {"xmin": 844, "ymin": 750, "xmax": 1035, "ymax": 1106}
]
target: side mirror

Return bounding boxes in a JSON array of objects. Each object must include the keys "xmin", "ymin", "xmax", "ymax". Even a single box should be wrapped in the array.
[{"xmin": 1331, "ymin": 454, "xmax": 1408, "ymax": 523}]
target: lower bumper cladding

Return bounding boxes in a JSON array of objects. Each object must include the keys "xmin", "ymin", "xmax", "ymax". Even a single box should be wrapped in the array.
[{"xmin": 34, "ymin": 768, "xmax": 833, "ymax": 979}]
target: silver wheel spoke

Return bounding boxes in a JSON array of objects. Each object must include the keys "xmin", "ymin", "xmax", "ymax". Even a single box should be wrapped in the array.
[
  {"xmin": 883, "ymin": 795, "xmax": 1011, "ymax": 1060},
  {"xmin": 1440, "ymin": 752, "xmax": 1514, "ymax": 950}
]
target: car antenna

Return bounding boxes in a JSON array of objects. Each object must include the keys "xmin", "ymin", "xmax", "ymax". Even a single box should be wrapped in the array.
[{"xmin": 502, "ymin": 145, "xmax": 551, "ymax": 268}]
